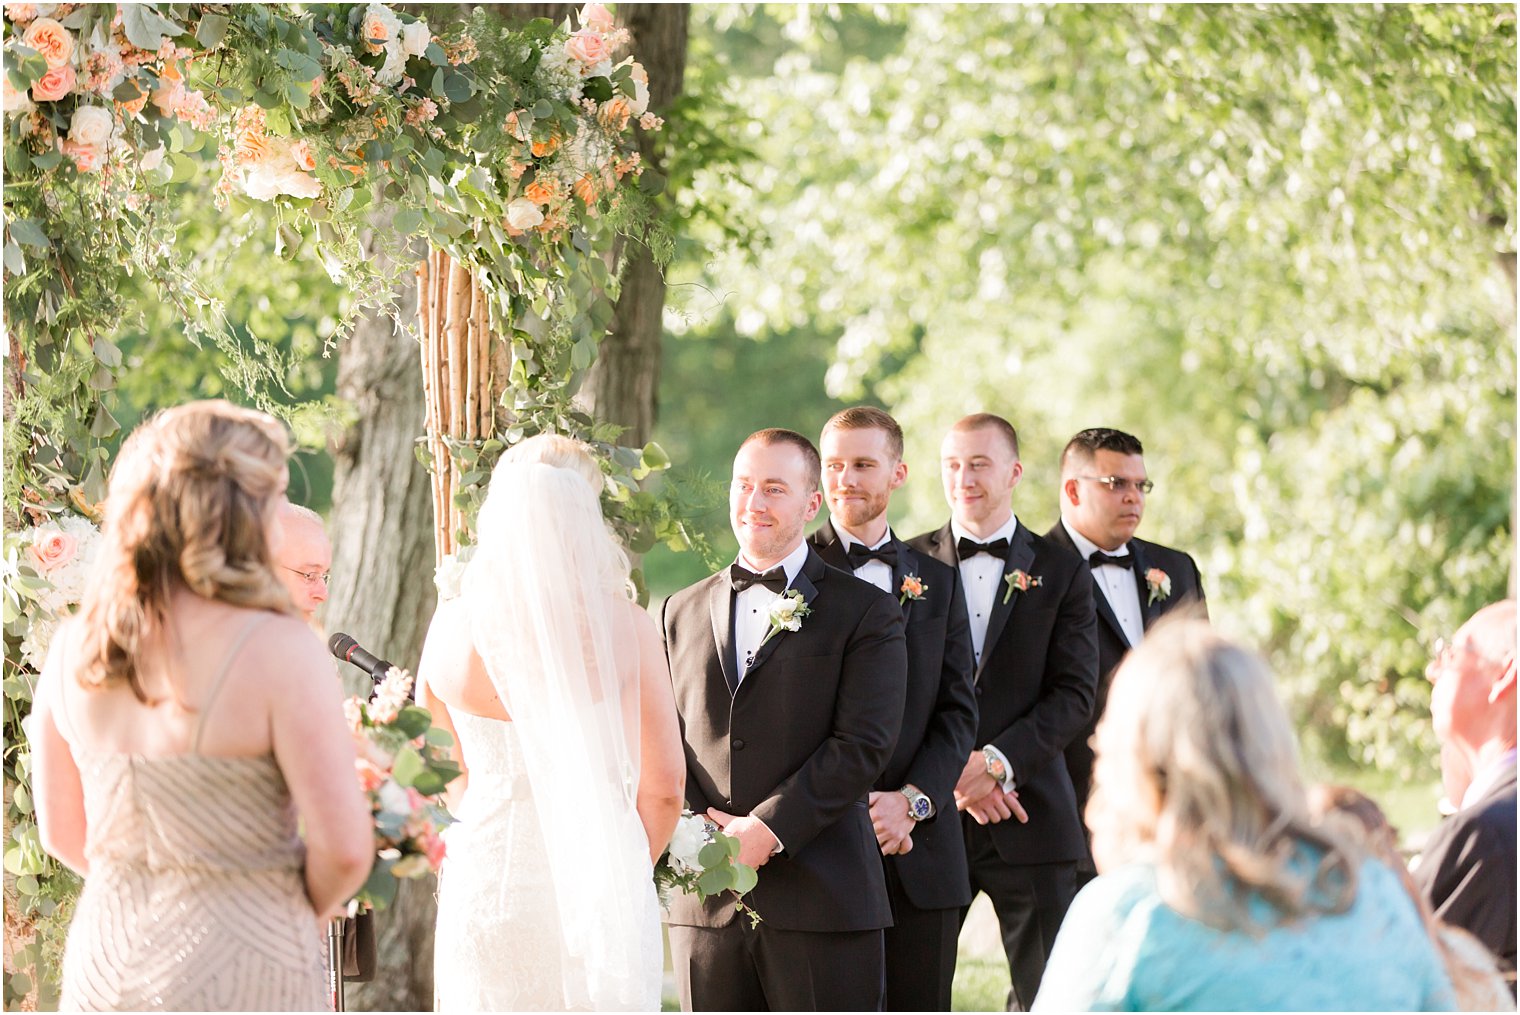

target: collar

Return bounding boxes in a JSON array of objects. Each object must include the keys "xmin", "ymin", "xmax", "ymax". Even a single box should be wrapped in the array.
[
  {"xmin": 1462, "ymin": 746, "xmax": 1518, "ymax": 810},
  {"xmin": 951, "ymin": 514, "xmax": 1018, "ymax": 549},
  {"xmin": 1061, "ymin": 518, "xmax": 1129, "ymax": 562},
  {"xmin": 836, "ymin": 525, "xmax": 894, "ymax": 553},
  {"xmin": 737, "ymin": 540, "xmax": 811, "ymax": 588}
]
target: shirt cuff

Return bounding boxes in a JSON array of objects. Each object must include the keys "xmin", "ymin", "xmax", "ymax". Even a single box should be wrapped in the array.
[
  {"xmin": 982, "ymin": 744, "xmax": 1017, "ymax": 795},
  {"xmin": 755, "ymin": 816, "xmax": 783, "ymax": 855}
]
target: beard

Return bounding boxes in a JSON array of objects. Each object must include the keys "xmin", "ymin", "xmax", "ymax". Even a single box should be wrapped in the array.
[{"xmin": 827, "ymin": 488, "xmax": 890, "ymax": 532}]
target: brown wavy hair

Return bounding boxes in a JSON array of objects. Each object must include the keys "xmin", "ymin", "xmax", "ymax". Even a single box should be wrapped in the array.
[{"xmin": 74, "ymin": 400, "xmax": 297, "ymax": 701}]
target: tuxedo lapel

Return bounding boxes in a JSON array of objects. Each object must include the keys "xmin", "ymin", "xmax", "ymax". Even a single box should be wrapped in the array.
[
  {"xmin": 1131, "ymin": 541, "xmax": 1163, "ymax": 629},
  {"xmin": 740, "ymin": 549, "xmax": 824, "ymax": 684},
  {"xmin": 809, "ymin": 520, "xmax": 851, "ymax": 572},
  {"xmin": 890, "ymin": 536, "xmax": 918, "ymax": 620},
  {"xmin": 920, "ymin": 522, "xmax": 957, "ymax": 569},
  {"xmin": 708, "ymin": 575, "xmax": 740, "ymax": 696},
  {"xmin": 1048, "ymin": 522, "xmax": 1131, "ymax": 648},
  {"xmin": 977, "ymin": 525, "xmax": 1035, "ymax": 680}
]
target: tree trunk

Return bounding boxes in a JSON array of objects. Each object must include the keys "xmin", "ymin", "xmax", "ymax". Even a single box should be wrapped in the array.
[
  {"xmin": 325, "ymin": 223, "xmax": 438, "ymax": 1012},
  {"xmin": 580, "ymin": 4, "xmax": 689, "ymax": 448}
]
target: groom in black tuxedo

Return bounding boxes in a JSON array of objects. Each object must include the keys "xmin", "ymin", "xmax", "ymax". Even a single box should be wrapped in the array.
[
  {"xmin": 807, "ymin": 407, "xmax": 977, "ymax": 1012},
  {"xmin": 1044, "ymin": 428, "xmax": 1207, "ymax": 888},
  {"xmin": 908, "ymin": 413, "xmax": 1098, "ymax": 1012},
  {"xmin": 663, "ymin": 428, "xmax": 909, "ymax": 1011}
]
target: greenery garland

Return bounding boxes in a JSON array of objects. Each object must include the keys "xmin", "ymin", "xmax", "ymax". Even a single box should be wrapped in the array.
[{"xmin": 2, "ymin": 3, "xmax": 692, "ymax": 1004}]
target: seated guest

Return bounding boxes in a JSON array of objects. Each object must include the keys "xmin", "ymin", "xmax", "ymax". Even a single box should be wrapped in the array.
[
  {"xmin": 1415, "ymin": 600, "xmax": 1517, "ymax": 991},
  {"xmin": 1311, "ymin": 784, "xmax": 1511, "ymax": 1011},
  {"xmin": 1033, "ymin": 619, "xmax": 1455, "ymax": 1012}
]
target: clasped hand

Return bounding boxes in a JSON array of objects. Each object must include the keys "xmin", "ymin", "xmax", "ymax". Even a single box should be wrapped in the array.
[
  {"xmin": 867, "ymin": 791, "xmax": 914, "ymax": 856},
  {"xmin": 953, "ymin": 751, "xmax": 1029, "ymax": 826},
  {"xmin": 706, "ymin": 808, "xmax": 779, "ymax": 869}
]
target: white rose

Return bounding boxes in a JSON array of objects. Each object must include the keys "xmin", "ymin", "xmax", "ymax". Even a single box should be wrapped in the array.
[
  {"xmin": 375, "ymin": 38, "xmax": 407, "ymax": 86},
  {"xmin": 401, "ymin": 20, "xmax": 431, "ymax": 57},
  {"xmin": 630, "ymin": 75, "xmax": 649, "ymax": 116},
  {"xmin": 506, "ymin": 197, "xmax": 544, "ymax": 230},
  {"xmin": 2, "ymin": 75, "xmax": 34, "ymax": 116},
  {"xmin": 376, "ymin": 779, "xmax": 410, "ymax": 818},
  {"xmin": 433, "ymin": 553, "xmax": 467, "ymax": 600},
  {"xmin": 242, "ymin": 159, "xmax": 322, "ymax": 201},
  {"xmin": 667, "ymin": 814, "xmax": 708, "ymax": 872},
  {"xmin": 68, "ymin": 104, "xmax": 113, "ymax": 147}
]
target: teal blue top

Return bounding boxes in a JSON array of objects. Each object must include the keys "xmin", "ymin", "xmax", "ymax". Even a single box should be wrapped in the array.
[{"xmin": 1033, "ymin": 856, "xmax": 1456, "ymax": 1012}]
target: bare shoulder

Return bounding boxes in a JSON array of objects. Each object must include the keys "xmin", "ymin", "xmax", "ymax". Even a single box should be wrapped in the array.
[
  {"xmin": 239, "ymin": 610, "xmax": 332, "ymax": 686},
  {"xmin": 418, "ymin": 596, "xmax": 482, "ymax": 700}
]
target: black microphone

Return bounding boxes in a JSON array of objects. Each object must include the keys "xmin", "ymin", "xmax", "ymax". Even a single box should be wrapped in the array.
[{"xmin": 328, "ymin": 632, "xmax": 397, "ymax": 683}]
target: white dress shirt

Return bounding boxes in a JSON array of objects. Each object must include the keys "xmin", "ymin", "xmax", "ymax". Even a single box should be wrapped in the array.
[
  {"xmin": 951, "ymin": 515, "xmax": 1020, "ymax": 792},
  {"xmin": 1061, "ymin": 519, "xmax": 1144, "ymax": 648},
  {"xmin": 836, "ymin": 527, "xmax": 894, "ymax": 595},
  {"xmin": 951, "ymin": 515, "xmax": 1020, "ymax": 668},
  {"xmin": 732, "ymin": 541, "xmax": 811, "ymax": 684},
  {"xmin": 1462, "ymin": 747, "xmax": 1519, "ymax": 811}
]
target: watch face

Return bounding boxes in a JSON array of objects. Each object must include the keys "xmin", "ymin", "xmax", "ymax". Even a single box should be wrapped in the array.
[{"xmin": 910, "ymin": 795, "xmax": 931, "ymax": 820}]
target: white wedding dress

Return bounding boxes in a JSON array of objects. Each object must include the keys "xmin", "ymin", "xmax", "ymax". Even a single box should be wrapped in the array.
[
  {"xmin": 431, "ymin": 457, "xmax": 665, "ymax": 1012},
  {"xmin": 433, "ymin": 714, "xmax": 662, "ymax": 1011}
]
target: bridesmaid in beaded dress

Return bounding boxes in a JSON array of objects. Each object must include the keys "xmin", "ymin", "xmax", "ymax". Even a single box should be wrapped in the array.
[{"xmin": 30, "ymin": 400, "xmax": 373, "ymax": 1012}]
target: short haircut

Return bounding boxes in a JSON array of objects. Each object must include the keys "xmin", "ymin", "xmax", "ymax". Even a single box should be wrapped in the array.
[
  {"xmin": 821, "ymin": 406, "xmax": 904, "ymax": 462},
  {"xmin": 741, "ymin": 428, "xmax": 822, "ymax": 491},
  {"xmin": 278, "ymin": 501, "xmax": 325, "ymax": 528},
  {"xmin": 951, "ymin": 413, "xmax": 1019, "ymax": 459},
  {"xmin": 1061, "ymin": 428, "xmax": 1145, "ymax": 476}
]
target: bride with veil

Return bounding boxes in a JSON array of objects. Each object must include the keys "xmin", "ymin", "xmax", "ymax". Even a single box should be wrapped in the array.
[{"xmin": 418, "ymin": 434, "xmax": 685, "ymax": 1011}]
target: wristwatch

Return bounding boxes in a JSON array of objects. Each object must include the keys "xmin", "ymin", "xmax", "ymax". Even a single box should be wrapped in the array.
[
  {"xmin": 981, "ymin": 746, "xmax": 1008, "ymax": 784},
  {"xmin": 899, "ymin": 785, "xmax": 932, "ymax": 822}
]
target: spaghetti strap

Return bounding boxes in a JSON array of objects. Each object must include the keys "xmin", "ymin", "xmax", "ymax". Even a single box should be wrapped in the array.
[{"xmin": 191, "ymin": 614, "xmax": 272, "ymax": 754}]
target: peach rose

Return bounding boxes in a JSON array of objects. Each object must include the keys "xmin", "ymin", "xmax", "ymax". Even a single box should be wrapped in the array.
[
  {"xmin": 22, "ymin": 17, "xmax": 73, "ymax": 69},
  {"xmin": 361, "ymin": 7, "xmax": 396, "ymax": 47},
  {"xmin": 31, "ymin": 63, "xmax": 74, "ymax": 102},
  {"xmin": 27, "ymin": 527, "xmax": 77, "ymax": 571},
  {"xmin": 563, "ymin": 29, "xmax": 608, "ymax": 66},
  {"xmin": 289, "ymin": 139, "xmax": 316, "ymax": 171},
  {"xmin": 530, "ymin": 134, "xmax": 559, "ymax": 158},
  {"xmin": 60, "ymin": 137, "xmax": 104, "ymax": 172},
  {"xmin": 233, "ymin": 126, "xmax": 273, "ymax": 165},
  {"xmin": 523, "ymin": 178, "xmax": 557, "ymax": 206},
  {"xmin": 355, "ymin": 757, "xmax": 388, "ymax": 793},
  {"xmin": 578, "ymin": 3, "xmax": 615, "ymax": 32}
]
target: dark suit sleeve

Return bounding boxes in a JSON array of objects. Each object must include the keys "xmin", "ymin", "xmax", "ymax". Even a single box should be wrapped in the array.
[
  {"xmin": 1415, "ymin": 810, "xmax": 1517, "ymax": 963},
  {"xmin": 661, "ymin": 593, "xmax": 712, "ymax": 815},
  {"xmin": 988, "ymin": 562, "xmax": 1098, "ymax": 787},
  {"xmin": 903, "ymin": 570, "xmax": 977, "ymax": 818},
  {"xmin": 1188, "ymin": 554, "xmax": 1209, "ymax": 620},
  {"xmin": 751, "ymin": 594, "xmax": 907, "ymax": 854}
]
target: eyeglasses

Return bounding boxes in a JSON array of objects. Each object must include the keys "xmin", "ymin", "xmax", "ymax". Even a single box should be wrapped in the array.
[
  {"xmin": 1429, "ymin": 637, "xmax": 1501, "ymax": 668},
  {"xmin": 283, "ymin": 566, "xmax": 331, "ymax": 587},
  {"xmin": 1078, "ymin": 475, "xmax": 1154, "ymax": 495}
]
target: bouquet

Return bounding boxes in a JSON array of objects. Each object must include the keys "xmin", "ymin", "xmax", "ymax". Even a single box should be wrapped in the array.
[
  {"xmin": 342, "ymin": 665, "xmax": 461, "ymax": 910},
  {"xmin": 654, "ymin": 809, "xmax": 761, "ymax": 927}
]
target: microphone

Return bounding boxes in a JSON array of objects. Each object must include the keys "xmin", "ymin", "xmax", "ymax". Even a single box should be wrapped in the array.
[{"xmin": 328, "ymin": 632, "xmax": 397, "ymax": 682}]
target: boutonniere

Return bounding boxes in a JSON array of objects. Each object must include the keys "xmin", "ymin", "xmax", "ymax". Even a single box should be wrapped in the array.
[
  {"xmin": 898, "ymin": 574, "xmax": 926, "ymax": 604},
  {"xmin": 760, "ymin": 589, "xmax": 811, "ymax": 647},
  {"xmin": 1003, "ymin": 569, "xmax": 1042, "ymax": 604},
  {"xmin": 1145, "ymin": 568, "xmax": 1171, "ymax": 605}
]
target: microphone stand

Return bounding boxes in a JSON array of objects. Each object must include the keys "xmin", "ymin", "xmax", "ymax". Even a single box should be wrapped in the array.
[{"xmin": 328, "ymin": 917, "xmax": 346, "ymax": 1011}]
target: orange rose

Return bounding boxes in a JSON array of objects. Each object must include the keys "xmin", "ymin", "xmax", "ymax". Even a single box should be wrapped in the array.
[
  {"xmin": 530, "ymin": 134, "xmax": 559, "ymax": 158},
  {"xmin": 60, "ymin": 137, "xmax": 104, "ymax": 173},
  {"xmin": 289, "ymin": 139, "xmax": 316, "ymax": 171},
  {"xmin": 572, "ymin": 173, "xmax": 599, "ymax": 205},
  {"xmin": 599, "ymin": 96, "xmax": 631, "ymax": 131},
  {"xmin": 234, "ymin": 127, "xmax": 273, "ymax": 165},
  {"xmin": 22, "ymin": 17, "xmax": 74, "ymax": 70},
  {"xmin": 30, "ymin": 63, "xmax": 74, "ymax": 102},
  {"xmin": 523, "ymin": 178, "xmax": 557, "ymax": 206}
]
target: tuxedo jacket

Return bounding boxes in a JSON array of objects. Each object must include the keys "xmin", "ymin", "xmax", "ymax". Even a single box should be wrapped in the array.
[
  {"xmin": 909, "ymin": 521, "xmax": 1098, "ymax": 866},
  {"xmin": 1043, "ymin": 523, "xmax": 1208, "ymax": 816},
  {"xmin": 1415, "ymin": 766, "xmax": 1518, "ymax": 980},
  {"xmin": 661, "ymin": 546, "xmax": 908, "ymax": 931},
  {"xmin": 808, "ymin": 521, "xmax": 978, "ymax": 911}
]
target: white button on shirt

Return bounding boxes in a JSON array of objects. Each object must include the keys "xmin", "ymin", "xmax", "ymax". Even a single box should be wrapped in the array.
[
  {"xmin": 951, "ymin": 516, "xmax": 1020, "ymax": 668},
  {"xmin": 1061, "ymin": 520, "xmax": 1144, "ymax": 647},
  {"xmin": 732, "ymin": 541, "xmax": 810, "ymax": 683}
]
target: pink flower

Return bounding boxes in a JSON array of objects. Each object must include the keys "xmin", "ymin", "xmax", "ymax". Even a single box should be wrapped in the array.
[
  {"xmin": 5, "ymin": 5, "xmax": 42, "ymax": 25},
  {"xmin": 289, "ymin": 139, "xmax": 316, "ymax": 171},
  {"xmin": 31, "ymin": 63, "xmax": 75, "ymax": 102},
  {"xmin": 60, "ymin": 137, "xmax": 104, "ymax": 172},
  {"xmin": 355, "ymin": 757, "xmax": 388, "ymax": 793},
  {"xmin": 564, "ymin": 29, "xmax": 608, "ymax": 66},
  {"xmin": 22, "ymin": 16, "xmax": 73, "ymax": 69},
  {"xmin": 578, "ymin": 2, "xmax": 615, "ymax": 31},
  {"xmin": 419, "ymin": 826, "xmax": 447, "ymax": 868},
  {"xmin": 27, "ymin": 526, "xmax": 77, "ymax": 571}
]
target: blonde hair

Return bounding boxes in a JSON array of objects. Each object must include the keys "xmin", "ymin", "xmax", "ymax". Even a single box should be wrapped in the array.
[
  {"xmin": 75, "ymin": 400, "xmax": 296, "ymax": 701},
  {"xmin": 503, "ymin": 433, "xmax": 606, "ymax": 495},
  {"xmin": 1087, "ymin": 618, "xmax": 1360, "ymax": 932}
]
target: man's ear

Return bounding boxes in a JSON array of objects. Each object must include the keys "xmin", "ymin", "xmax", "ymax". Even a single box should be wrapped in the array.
[
  {"xmin": 1489, "ymin": 654, "xmax": 1516, "ymax": 705},
  {"xmin": 1062, "ymin": 477, "xmax": 1080, "ymax": 506}
]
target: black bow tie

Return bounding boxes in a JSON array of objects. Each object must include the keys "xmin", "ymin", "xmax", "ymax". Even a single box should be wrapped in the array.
[
  {"xmin": 1089, "ymin": 550, "xmax": 1133, "ymax": 569},
  {"xmin": 957, "ymin": 536, "xmax": 1010, "ymax": 561},
  {"xmin": 730, "ymin": 564, "xmax": 788, "ymax": 593},
  {"xmin": 845, "ymin": 543, "xmax": 898, "ymax": 569}
]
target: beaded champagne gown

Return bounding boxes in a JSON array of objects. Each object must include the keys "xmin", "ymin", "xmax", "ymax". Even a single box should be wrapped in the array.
[{"xmin": 54, "ymin": 623, "xmax": 330, "ymax": 1012}]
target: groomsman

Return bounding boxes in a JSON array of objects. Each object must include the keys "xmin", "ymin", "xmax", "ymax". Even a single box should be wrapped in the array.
[
  {"xmin": 663, "ymin": 428, "xmax": 909, "ymax": 1011},
  {"xmin": 808, "ymin": 407, "xmax": 977, "ymax": 1011},
  {"xmin": 1045, "ymin": 428, "xmax": 1207, "ymax": 887},
  {"xmin": 909, "ymin": 413, "xmax": 1097, "ymax": 1012}
]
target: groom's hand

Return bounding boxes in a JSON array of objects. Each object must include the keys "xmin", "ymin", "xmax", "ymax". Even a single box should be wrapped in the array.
[
  {"xmin": 707, "ymin": 808, "xmax": 780, "ymax": 869},
  {"xmin": 868, "ymin": 791, "xmax": 915, "ymax": 855}
]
